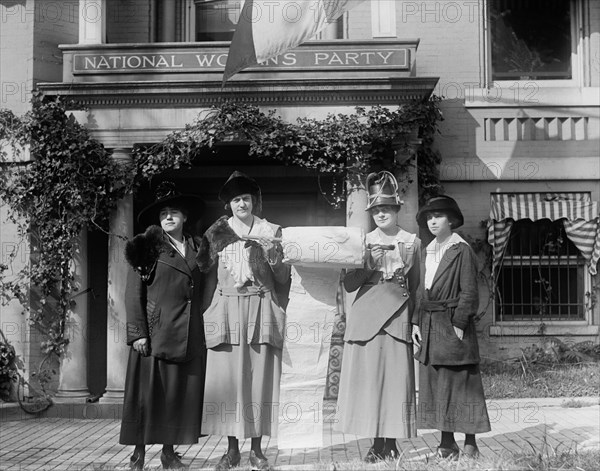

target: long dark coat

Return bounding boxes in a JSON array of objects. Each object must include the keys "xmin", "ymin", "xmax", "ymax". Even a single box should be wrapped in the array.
[
  {"xmin": 120, "ymin": 225, "xmax": 206, "ymax": 445},
  {"xmin": 124, "ymin": 225, "xmax": 205, "ymax": 362},
  {"xmin": 412, "ymin": 242, "xmax": 480, "ymax": 366}
]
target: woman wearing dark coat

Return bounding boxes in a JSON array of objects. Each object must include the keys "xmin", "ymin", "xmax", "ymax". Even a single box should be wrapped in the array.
[
  {"xmin": 412, "ymin": 195, "xmax": 490, "ymax": 460},
  {"xmin": 120, "ymin": 182, "xmax": 206, "ymax": 470}
]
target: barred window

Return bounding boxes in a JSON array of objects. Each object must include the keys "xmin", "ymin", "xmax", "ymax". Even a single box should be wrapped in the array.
[{"xmin": 496, "ymin": 219, "xmax": 586, "ymax": 321}]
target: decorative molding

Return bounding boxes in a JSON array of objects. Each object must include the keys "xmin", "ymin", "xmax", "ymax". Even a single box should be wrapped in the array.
[
  {"xmin": 484, "ymin": 116, "xmax": 589, "ymax": 141},
  {"xmin": 38, "ymin": 77, "xmax": 439, "ymax": 108}
]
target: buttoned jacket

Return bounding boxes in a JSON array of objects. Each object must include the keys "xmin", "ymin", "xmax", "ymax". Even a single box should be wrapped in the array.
[
  {"xmin": 343, "ymin": 231, "xmax": 421, "ymax": 343},
  {"xmin": 124, "ymin": 226, "xmax": 205, "ymax": 362}
]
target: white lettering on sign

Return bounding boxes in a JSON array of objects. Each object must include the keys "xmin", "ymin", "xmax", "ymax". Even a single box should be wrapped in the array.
[
  {"xmin": 74, "ymin": 48, "xmax": 407, "ymax": 73},
  {"xmin": 83, "ymin": 54, "xmax": 184, "ymax": 70}
]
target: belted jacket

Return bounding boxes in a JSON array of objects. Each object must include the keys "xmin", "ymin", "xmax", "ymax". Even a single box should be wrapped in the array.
[
  {"xmin": 124, "ymin": 225, "xmax": 205, "ymax": 362},
  {"xmin": 412, "ymin": 242, "xmax": 481, "ymax": 366},
  {"xmin": 197, "ymin": 216, "xmax": 291, "ymax": 350}
]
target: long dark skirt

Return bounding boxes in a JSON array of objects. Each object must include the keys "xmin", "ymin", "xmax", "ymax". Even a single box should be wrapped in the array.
[
  {"xmin": 417, "ymin": 363, "xmax": 491, "ymax": 434},
  {"xmin": 120, "ymin": 349, "xmax": 206, "ymax": 445}
]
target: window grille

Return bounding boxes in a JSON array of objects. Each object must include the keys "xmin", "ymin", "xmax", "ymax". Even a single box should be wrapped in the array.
[
  {"xmin": 495, "ymin": 218, "xmax": 586, "ymax": 321},
  {"xmin": 489, "ymin": 191, "xmax": 596, "ymax": 322}
]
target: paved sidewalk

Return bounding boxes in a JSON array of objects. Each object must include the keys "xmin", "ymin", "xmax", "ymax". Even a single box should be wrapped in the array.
[{"xmin": 1, "ymin": 397, "xmax": 598, "ymax": 470}]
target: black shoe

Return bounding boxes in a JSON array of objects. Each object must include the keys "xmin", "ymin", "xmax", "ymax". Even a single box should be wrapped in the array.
[
  {"xmin": 215, "ymin": 451, "xmax": 241, "ymax": 471},
  {"xmin": 462, "ymin": 444, "xmax": 480, "ymax": 459},
  {"xmin": 248, "ymin": 450, "xmax": 270, "ymax": 470},
  {"xmin": 161, "ymin": 450, "xmax": 187, "ymax": 469},
  {"xmin": 130, "ymin": 452, "xmax": 144, "ymax": 470},
  {"xmin": 436, "ymin": 443, "xmax": 460, "ymax": 460},
  {"xmin": 364, "ymin": 446, "xmax": 384, "ymax": 463}
]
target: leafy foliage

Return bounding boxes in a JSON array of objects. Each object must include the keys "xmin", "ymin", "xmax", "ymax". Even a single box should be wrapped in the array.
[
  {"xmin": 0, "ymin": 94, "xmax": 133, "ymax": 360},
  {"xmin": 133, "ymin": 99, "xmax": 443, "ymax": 208}
]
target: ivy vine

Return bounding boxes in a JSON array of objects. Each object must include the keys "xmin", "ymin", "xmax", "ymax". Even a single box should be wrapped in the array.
[
  {"xmin": 0, "ymin": 94, "xmax": 133, "ymax": 403},
  {"xmin": 0, "ymin": 94, "xmax": 443, "ymax": 406},
  {"xmin": 133, "ymin": 98, "xmax": 443, "ymax": 207}
]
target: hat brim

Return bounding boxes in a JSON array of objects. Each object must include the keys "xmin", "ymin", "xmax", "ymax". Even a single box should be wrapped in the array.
[
  {"xmin": 416, "ymin": 198, "xmax": 464, "ymax": 229},
  {"xmin": 137, "ymin": 194, "xmax": 205, "ymax": 228},
  {"xmin": 218, "ymin": 176, "xmax": 261, "ymax": 203},
  {"xmin": 365, "ymin": 199, "xmax": 402, "ymax": 211}
]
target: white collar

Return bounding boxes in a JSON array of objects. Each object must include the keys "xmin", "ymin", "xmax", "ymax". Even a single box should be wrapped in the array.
[{"xmin": 426, "ymin": 232, "xmax": 467, "ymax": 251}]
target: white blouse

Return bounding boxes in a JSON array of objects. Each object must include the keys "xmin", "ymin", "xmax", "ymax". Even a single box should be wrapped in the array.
[
  {"xmin": 366, "ymin": 228, "xmax": 417, "ymax": 280},
  {"xmin": 220, "ymin": 216, "xmax": 275, "ymax": 288},
  {"xmin": 424, "ymin": 232, "xmax": 467, "ymax": 290}
]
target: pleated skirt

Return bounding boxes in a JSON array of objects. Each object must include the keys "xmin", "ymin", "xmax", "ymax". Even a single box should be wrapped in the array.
[
  {"xmin": 336, "ymin": 331, "xmax": 416, "ymax": 438},
  {"xmin": 417, "ymin": 363, "xmax": 491, "ymax": 434},
  {"xmin": 119, "ymin": 350, "xmax": 206, "ymax": 445},
  {"xmin": 201, "ymin": 302, "xmax": 282, "ymax": 439}
]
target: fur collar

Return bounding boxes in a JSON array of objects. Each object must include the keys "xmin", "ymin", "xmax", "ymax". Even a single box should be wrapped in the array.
[
  {"xmin": 125, "ymin": 225, "xmax": 196, "ymax": 278},
  {"xmin": 196, "ymin": 216, "xmax": 270, "ymax": 280}
]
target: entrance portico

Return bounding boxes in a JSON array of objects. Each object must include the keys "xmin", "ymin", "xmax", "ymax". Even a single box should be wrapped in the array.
[{"xmin": 39, "ymin": 32, "xmax": 438, "ymax": 401}]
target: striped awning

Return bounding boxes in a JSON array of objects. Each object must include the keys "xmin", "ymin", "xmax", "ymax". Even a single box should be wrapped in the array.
[
  {"xmin": 489, "ymin": 192, "xmax": 600, "ymax": 275},
  {"xmin": 490, "ymin": 192, "xmax": 597, "ymax": 222}
]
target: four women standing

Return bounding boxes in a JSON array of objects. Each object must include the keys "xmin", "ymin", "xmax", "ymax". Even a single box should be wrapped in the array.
[{"xmin": 120, "ymin": 173, "xmax": 489, "ymax": 468}]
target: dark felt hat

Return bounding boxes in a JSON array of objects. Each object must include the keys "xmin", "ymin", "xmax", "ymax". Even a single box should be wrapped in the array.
[
  {"xmin": 138, "ymin": 181, "xmax": 205, "ymax": 228},
  {"xmin": 365, "ymin": 171, "xmax": 402, "ymax": 210},
  {"xmin": 416, "ymin": 195, "xmax": 464, "ymax": 229},
  {"xmin": 218, "ymin": 171, "xmax": 261, "ymax": 202}
]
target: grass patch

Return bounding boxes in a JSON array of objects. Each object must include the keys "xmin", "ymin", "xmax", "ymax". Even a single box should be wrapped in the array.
[
  {"xmin": 481, "ymin": 362, "xmax": 599, "ymax": 399},
  {"xmin": 301, "ymin": 448, "xmax": 600, "ymax": 470},
  {"xmin": 561, "ymin": 398, "xmax": 599, "ymax": 408}
]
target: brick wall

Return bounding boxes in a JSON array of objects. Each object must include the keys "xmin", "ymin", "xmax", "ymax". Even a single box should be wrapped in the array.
[
  {"xmin": 106, "ymin": 0, "xmax": 151, "ymax": 43},
  {"xmin": 32, "ymin": 0, "xmax": 78, "ymax": 83}
]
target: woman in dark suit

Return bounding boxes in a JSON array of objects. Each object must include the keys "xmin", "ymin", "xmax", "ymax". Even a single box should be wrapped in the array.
[
  {"xmin": 120, "ymin": 182, "xmax": 206, "ymax": 470},
  {"xmin": 412, "ymin": 195, "xmax": 490, "ymax": 460}
]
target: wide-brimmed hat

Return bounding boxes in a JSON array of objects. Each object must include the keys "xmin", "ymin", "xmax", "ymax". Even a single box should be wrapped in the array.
[
  {"xmin": 416, "ymin": 195, "xmax": 464, "ymax": 229},
  {"xmin": 218, "ymin": 171, "xmax": 262, "ymax": 213},
  {"xmin": 365, "ymin": 171, "xmax": 402, "ymax": 210},
  {"xmin": 138, "ymin": 181, "xmax": 205, "ymax": 229}
]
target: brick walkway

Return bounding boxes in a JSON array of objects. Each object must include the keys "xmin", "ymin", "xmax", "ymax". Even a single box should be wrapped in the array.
[{"xmin": 1, "ymin": 397, "xmax": 598, "ymax": 470}]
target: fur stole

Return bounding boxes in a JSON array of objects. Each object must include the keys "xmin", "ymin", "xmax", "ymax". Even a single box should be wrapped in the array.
[
  {"xmin": 124, "ymin": 225, "xmax": 179, "ymax": 280},
  {"xmin": 196, "ymin": 215, "xmax": 271, "ymax": 280}
]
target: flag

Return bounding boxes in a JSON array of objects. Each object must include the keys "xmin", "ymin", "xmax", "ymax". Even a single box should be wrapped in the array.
[{"xmin": 223, "ymin": 0, "xmax": 366, "ymax": 83}]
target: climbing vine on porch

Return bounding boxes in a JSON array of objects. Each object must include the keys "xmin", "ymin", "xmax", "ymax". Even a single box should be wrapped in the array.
[
  {"xmin": 132, "ymin": 98, "xmax": 443, "ymax": 207},
  {"xmin": 0, "ymin": 94, "xmax": 133, "ymax": 405},
  {"xmin": 0, "ymin": 94, "xmax": 443, "ymax": 406}
]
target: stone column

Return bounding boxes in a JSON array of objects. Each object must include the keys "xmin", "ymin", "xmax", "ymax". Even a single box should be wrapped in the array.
[
  {"xmin": 78, "ymin": 0, "xmax": 106, "ymax": 44},
  {"xmin": 160, "ymin": 0, "xmax": 177, "ymax": 42},
  {"xmin": 394, "ymin": 149, "xmax": 421, "ymax": 390},
  {"xmin": 345, "ymin": 182, "xmax": 370, "ymax": 231},
  {"xmin": 54, "ymin": 230, "xmax": 91, "ymax": 402},
  {"xmin": 395, "ymin": 154, "xmax": 419, "ymax": 235},
  {"xmin": 100, "ymin": 148, "xmax": 133, "ymax": 403},
  {"xmin": 321, "ymin": 22, "xmax": 339, "ymax": 40}
]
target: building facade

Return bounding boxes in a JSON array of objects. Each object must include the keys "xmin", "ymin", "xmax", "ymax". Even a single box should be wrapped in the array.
[{"xmin": 1, "ymin": 0, "xmax": 599, "ymax": 403}]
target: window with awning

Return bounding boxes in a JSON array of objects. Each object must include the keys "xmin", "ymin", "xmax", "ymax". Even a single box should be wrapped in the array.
[{"xmin": 488, "ymin": 192, "xmax": 599, "ymax": 322}]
